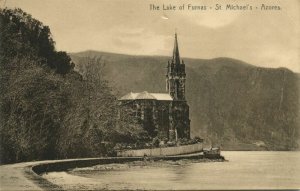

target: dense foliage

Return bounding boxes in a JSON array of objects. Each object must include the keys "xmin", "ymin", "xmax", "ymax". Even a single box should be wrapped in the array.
[{"xmin": 0, "ymin": 8, "xmax": 148, "ymax": 164}]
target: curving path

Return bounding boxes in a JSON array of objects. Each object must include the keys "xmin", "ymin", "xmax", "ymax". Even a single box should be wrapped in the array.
[
  {"xmin": 0, "ymin": 153, "xmax": 206, "ymax": 191},
  {"xmin": 0, "ymin": 160, "xmax": 53, "ymax": 191},
  {"xmin": 0, "ymin": 158, "xmax": 114, "ymax": 191}
]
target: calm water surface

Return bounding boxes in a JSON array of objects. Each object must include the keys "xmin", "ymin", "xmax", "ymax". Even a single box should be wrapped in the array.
[{"xmin": 43, "ymin": 151, "xmax": 300, "ymax": 190}]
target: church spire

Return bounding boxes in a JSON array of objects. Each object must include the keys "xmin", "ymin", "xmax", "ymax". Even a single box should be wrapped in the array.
[
  {"xmin": 172, "ymin": 32, "xmax": 181, "ymax": 65},
  {"xmin": 166, "ymin": 32, "xmax": 186, "ymax": 101}
]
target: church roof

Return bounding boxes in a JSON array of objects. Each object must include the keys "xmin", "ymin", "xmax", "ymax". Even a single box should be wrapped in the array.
[
  {"xmin": 119, "ymin": 92, "xmax": 139, "ymax": 100},
  {"xmin": 151, "ymin": 93, "xmax": 173, "ymax": 100},
  {"xmin": 120, "ymin": 91, "xmax": 173, "ymax": 101},
  {"xmin": 136, "ymin": 91, "xmax": 156, "ymax": 100}
]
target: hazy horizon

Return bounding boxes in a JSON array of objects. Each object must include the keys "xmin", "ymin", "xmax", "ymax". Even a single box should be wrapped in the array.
[{"xmin": 3, "ymin": 0, "xmax": 300, "ymax": 72}]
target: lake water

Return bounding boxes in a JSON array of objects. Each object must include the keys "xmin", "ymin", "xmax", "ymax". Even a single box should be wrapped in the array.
[{"xmin": 43, "ymin": 151, "xmax": 300, "ymax": 190}]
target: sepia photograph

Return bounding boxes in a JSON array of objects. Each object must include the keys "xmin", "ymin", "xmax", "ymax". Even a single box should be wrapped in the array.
[{"xmin": 0, "ymin": 0, "xmax": 299, "ymax": 190}]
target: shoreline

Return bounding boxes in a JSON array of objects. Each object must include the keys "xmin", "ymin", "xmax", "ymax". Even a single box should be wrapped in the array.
[
  {"xmin": 1, "ymin": 151, "xmax": 299, "ymax": 190},
  {"xmin": 0, "ymin": 152, "xmax": 224, "ymax": 190}
]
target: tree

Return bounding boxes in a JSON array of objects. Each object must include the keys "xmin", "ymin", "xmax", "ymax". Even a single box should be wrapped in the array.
[
  {"xmin": 0, "ymin": 8, "xmax": 150, "ymax": 163},
  {"xmin": 0, "ymin": 8, "xmax": 74, "ymax": 74},
  {"xmin": 0, "ymin": 8, "xmax": 75, "ymax": 162}
]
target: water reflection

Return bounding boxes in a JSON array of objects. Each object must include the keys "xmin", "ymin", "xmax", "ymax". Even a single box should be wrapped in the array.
[{"xmin": 168, "ymin": 163, "xmax": 194, "ymax": 182}]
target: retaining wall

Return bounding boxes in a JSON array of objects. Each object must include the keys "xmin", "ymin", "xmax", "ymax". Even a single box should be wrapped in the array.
[
  {"xmin": 31, "ymin": 152, "xmax": 204, "ymax": 175},
  {"xmin": 27, "ymin": 157, "xmax": 144, "ymax": 190},
  {"xmin": 25, "ymin": 148, "xmax": 213, "ymax": 190},
  {"xmin": 117, "ymin": 143, "xmax": 203, "ymax": 157},
  {"xmin": 31, "ymin": 157, "xmax": 142, "ymax": 175}
]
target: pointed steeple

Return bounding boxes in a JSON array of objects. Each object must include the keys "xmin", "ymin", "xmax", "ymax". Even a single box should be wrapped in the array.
[
  {"xmin": 166, "ymin": 32, "xmax": 186, "ymax": 100},
  {"xmin": 172, "ymin": 32, "xmax": 181, "ymax": 65}
]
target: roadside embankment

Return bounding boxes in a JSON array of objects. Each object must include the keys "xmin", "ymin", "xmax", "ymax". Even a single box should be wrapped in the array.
[
  {"xmin": 0, "ymin": 152, "xmax": 219, "ymax": 190},
  {"xmin": 1, "ymin": 157, "xmax": 144, "ymax": 191}
]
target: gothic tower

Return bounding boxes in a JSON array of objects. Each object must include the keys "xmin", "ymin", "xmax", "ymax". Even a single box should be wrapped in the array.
[
  {"xmin": 166, "ymin": 33, "xmax": 190, "ymax": 141},
  {"xmin": 166, "ymin": 33, "xmax": 186, "ymax": 100}
]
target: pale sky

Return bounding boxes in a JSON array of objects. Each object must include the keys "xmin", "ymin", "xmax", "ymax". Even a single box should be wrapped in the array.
[{"xmin": 3, "ymin": 0, "xmax": 300, "ymax": 72}]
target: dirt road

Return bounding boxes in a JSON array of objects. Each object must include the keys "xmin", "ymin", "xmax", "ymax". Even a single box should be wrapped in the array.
[{"xmin": 0, "ymin": 161, "xmax": 43, "ymax": 191}]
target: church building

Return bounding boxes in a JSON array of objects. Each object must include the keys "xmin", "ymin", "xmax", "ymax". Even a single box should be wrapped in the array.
[{"xmin": 119, "ymin": 33, "xmax": 190, "ymax": 142}]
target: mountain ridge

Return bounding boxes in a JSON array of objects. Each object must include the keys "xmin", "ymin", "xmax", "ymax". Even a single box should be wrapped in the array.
[{"xmin": 70, "ymin": 50, "xmax": 300, "ymax": 74}]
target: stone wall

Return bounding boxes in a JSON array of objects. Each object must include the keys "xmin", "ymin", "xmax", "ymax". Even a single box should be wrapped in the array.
[
  {"xmin": 31, "ymin": 157, "xmax": 143, "ymax": 175},
  {"xmin": 117, "ymin": 143, "xmax": 203, "ymax": 157}
]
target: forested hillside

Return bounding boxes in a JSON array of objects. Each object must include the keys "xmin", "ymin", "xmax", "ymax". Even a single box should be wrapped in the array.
[
  {"xmin": 71, "ymin": 51, "xmax": 300, "ymax": 151},
  {"xmin": 0, "ymin": 9, "xmax": 148, "ymax": 164}
]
